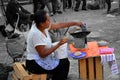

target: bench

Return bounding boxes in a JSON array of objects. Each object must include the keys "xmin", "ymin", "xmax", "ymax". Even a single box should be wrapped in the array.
[{"xmin": 12, "ymin": 62, "xmax": 47, "ymax": 80}]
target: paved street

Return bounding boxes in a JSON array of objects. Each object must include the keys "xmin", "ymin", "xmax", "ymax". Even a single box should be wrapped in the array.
[{"xmin": 0, "ymin": 2, "xmax": 120, "ymax": 80}]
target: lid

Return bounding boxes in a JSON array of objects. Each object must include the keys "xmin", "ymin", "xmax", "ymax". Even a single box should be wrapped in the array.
[{"xmin": 69, "ymin": 30, "xmax": 91, "ymax": 38}]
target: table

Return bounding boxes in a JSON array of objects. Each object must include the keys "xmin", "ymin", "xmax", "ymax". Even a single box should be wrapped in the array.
[{"xmin": 69, "ymin": 41, "xmax": 111, "ymax": 80}]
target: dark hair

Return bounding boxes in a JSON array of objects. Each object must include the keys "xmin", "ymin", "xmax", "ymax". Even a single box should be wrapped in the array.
[{"xmin": 31, "ymin": 10, "xmax": 47, "ymax": 27}]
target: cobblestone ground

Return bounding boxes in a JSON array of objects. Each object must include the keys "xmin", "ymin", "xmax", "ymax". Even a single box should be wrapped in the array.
[{"xmin": 0, "ymin": 2, "xmax": 120, "ymax": 80}]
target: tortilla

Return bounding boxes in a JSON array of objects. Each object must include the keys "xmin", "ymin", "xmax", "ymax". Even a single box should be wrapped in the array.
[{"xmin": 74, "ymin": 51, "xmax": 82, "ymax": 56}]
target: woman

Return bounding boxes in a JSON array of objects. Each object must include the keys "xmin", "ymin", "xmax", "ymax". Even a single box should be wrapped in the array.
[{"xmin": 26, "ymin": 10, "xmax": 83, "ymax": 80}]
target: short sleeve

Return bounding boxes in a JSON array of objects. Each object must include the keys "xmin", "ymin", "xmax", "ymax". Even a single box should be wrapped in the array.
[{"xmin": 32, "ymin": 32, "xmax": 47, "ymax": 47}]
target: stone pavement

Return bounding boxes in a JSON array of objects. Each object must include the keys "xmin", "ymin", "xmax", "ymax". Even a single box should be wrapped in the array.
[{"xmin": 0, "ymin": 3, "xmax": 120, "ymax": 80}]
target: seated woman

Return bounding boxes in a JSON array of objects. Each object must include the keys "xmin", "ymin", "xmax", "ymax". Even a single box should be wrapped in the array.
[{"xmin": 26, "ymin": 10, "xmax": 84, "ymax": 80}]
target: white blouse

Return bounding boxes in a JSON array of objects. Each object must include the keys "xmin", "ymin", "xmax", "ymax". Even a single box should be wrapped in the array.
[{"xmin": 26, "ymin": 24, "xmax": 59, "ymax": 70}]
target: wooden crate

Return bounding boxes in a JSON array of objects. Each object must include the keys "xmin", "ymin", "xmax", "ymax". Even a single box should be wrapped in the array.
[
  {"xmin": 12, "ymin": 62, "xmax": 47, "ymax": 80},
  {"xmin": 78, "ymin": 57, "xmax": 103, "ymax": 80}
]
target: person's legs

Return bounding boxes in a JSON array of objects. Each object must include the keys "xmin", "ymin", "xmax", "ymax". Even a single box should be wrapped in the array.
[
  {"xmin": 106, "ymin": 0, "xmax": 111, "ymax": 14},
  {"xmin": 39, "ymin": 0, "xmax": 46, "ymax": 10},
  {"xmin": 46, "ymin": 0, "xmax": 53, "ymax": 16},
  {"xmin": 33, "ymin": 0, "xmax": 45, "ymax": 13},
  {"xmin": 51, "ymin": 0, "xmax": 58, "ymax": 14},
  {"xmin": 57, "ymin": 0, "xmax": 63, "ymax": 13},
  {"xmin": 82, "ymin": 0, "xmax": 87, "ymax": 10},
  {"xmin": 74, "ymin": 0, "xmax": 81, "ymax": 11},
  {"xmin": 33, "ymin": 0, "xmax": 39, "ymax": 13},
  {"xmin": 26, "ymin": 58, "xmax": 70, "ymax": 80},
  {"xmin": 26, "ymin": 60, "xmax": 49, "ymax": 74},
  {"xmin": 62, "ymin": 0, "xmax": 67, "ymax": 11},
  {"xmin": 52, "ymin": 58, "xmax": 70, "ymax": 80},
  {"xmin": 67, "ymin": 0, "xmax": 72, "ymax": 8}
]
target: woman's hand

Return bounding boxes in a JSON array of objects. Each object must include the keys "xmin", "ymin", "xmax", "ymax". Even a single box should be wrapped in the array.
[
  {"xmin": 58, "ymin": 37, "xmax": 68, "ymax": 46},
  {"xmin": 76, "ymin": 22, "xmax": 84, "ymax": 27}
]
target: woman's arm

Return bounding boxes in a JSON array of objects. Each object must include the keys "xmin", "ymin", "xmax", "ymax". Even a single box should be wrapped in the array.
[
  {"xmin": 35, "ymin": 37, "xmax": 68, "ymax": 58},
  {"xmin": 50, "ymin": 21, "xmax": 83, "ymax": 30}
]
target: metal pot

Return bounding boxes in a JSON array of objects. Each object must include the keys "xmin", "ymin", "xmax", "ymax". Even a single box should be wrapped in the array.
[{"xmin": 69, "ymin": 30, "xmax": 91, "ymax": 38}]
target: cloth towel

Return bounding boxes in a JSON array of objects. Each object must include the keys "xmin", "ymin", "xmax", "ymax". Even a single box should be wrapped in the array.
[
  {"xmin": 101, "ymin": 54, "xmax": 115, "ymax": 63},
  {"xmin": 100, "ymin": 53, "xmax": 119, "ymax": 74}
]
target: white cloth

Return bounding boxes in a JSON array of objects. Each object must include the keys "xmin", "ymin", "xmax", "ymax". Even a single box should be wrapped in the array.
[
  {"xmin": 100, "ymin": 53, "xmax": 119, "ymax": 74},
  {"xmin": 52, "ymin": 42, "xmax": 68, "ymax": 59},
  {"xmin": 101, "ymin": 54, "xmax": 115, "ymax": 63},
  {"xmin": 111, "ymin": 61, "xmax": 119, "ymax": 74}
]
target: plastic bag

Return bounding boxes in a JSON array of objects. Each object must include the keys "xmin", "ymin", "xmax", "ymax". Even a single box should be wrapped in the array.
[{"xmin": 52, "ymin": 42, "xmax": 68, "ymax": 59}]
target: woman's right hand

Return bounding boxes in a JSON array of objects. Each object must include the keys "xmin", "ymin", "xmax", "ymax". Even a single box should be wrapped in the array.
[
  {"xmin": 75, "ymin": 21, "xmax": 84, "ymax": 27},
  {"xmin": 58, "ymin": 37, "xmax": 68, "ymax": 46}
]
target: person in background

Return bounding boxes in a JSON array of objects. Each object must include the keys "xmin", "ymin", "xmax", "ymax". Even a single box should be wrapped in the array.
[
  {"xmin": 46, "ymin": 0, "xmax": 54, "ymax": 16},
  {"xmin": 26, "ymin": 10, "xmax": 84, "ymax": 80},
  {"xmin": 33, "ymin": 0, "xmax": 53, "ymax": 16},
  {"xmin": 62, "ymin": 0, "xmax": 67, "ymax": 11},
  {"xmin": 33, "ymin": 0, "xmax": 45, "ymax": 13},
  {"xmin": 74, "ymin": 0, "xmax": 87, "ymax": 11},
  {"xmin": 51, "ymin": 0, "xmax": 62, "ymax": 14},
  {"xmin": 6, "ymin": 0, "xmax": 31, "ymax": 33},
  {"xmin": 106, "ymin": 0, "xmax": 112, "ymax": 14},
  {"xmin": 67, "ymin": 0, "xmax": 72, "ymax": 9},
  {"xmin": 106, "ymin": 0, "xmax": 116, "ymax": 17}
]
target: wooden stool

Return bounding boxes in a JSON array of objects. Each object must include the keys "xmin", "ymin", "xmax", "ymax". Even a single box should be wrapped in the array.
[
  {"xmin": 12, "ymin": 62, "xmax": 47, "ymax": 80},
  {"xmin": 78, "ymin": 57, "xmax": 103, "ymax": 80}
]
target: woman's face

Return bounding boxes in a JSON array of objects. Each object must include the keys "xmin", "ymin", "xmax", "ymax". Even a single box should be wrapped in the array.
[{"xmin": 43, "ymin": 13, "xmax": 51, "ymax": 29}]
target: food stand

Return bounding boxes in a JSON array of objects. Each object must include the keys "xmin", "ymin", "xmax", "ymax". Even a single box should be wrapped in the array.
[
  {"xmin": 70, "ymin": 41, "xmax": 117, "ymax": 80},
  {"xmin": 68, "ymin": 25, "xmax": 118, "ymax": 80}
]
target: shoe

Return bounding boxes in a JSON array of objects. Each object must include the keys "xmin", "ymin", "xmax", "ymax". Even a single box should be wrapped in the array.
[
  {"xmin": 74, "ymin": 9, "xmax": 79, "ymax": 12},
  {"xmin": 106, "ymin": 14, "xmax": 115, "ymax": 17},
  {"xmin": 57, "ymin": 10, "xmax": 62, "ymax": 14},
  {"xmin": 82, "ymin": 8, "xmax": 87, "ymax": 10},
  {"xmin": 50, "ymin": 12, "xmax": 54, "ymax": 16},
  {"xmin": 67, "ymin": 6, "xmax": 71, "ymax": 9}
]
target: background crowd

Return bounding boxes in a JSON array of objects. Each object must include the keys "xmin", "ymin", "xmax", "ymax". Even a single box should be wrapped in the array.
[{"xmin": 0, "ymin": 0, "xmax": 114, "ymax": 37}]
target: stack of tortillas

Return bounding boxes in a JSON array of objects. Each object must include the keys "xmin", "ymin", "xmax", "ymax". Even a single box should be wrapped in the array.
[{"xmin": 74, "ymin": 51, "xmax": 82, "ymax": 56}]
